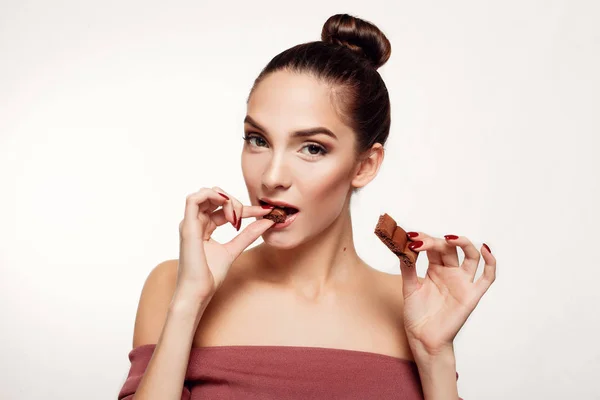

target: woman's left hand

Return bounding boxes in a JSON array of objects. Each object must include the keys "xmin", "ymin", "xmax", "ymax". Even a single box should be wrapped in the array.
[{"xmin": 400, "ymin": 233, "xmax": 497, "ymax": 357}]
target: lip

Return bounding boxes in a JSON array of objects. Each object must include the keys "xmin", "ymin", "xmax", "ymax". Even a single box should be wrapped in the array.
[
  {"xmin": 259, "ymin": 197, "xmax": 299, "ymax": 210},
  {"xmin": 270, "ymin": 211, "xmax": 299, "ymax": 229}
]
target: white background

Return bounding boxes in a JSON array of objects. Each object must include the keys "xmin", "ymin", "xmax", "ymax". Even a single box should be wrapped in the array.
[{"xmin": 1, "ymin": 1, "xmax": 599, "ymax": 399}]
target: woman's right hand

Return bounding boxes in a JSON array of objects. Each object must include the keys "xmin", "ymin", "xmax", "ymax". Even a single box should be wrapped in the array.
[{"xmin": 176, "ymin": 186, "xmax": 275, "ymax": 302}]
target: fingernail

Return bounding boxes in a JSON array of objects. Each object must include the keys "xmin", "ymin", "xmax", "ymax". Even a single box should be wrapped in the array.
[
  {"xmin": 407, "ymin": 232, "xmax": 419, "ymax": 238},
  {"xmin": 444, "ymin": 234, "xmax": 459, "ymax": 240},
  {"xmin": 408, "ymin": 240, "xmax": 423, "ymax": 250},
  {"xmin": 261, "ymin": 204, "xmax": 275, "ymax": 209},
  {"xmin": 483, "ymin": 243, "xmax": 491, "ymax": 253},
  {"xmin": 218, "ymin": 192, "xmax": 229, "ymax": 200},
  {"xmin": 236, "ymin": 218, "xmax": 241, "ymax": 231},
  {"xmin": 233, "ymin": 210, "xmax": 237, "ymax": 227}
]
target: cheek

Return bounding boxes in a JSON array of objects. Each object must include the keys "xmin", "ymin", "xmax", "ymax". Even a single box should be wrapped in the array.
[
  {"xmin": 301, "ymin": 164, "xmax": 353, "ymax": 208},
  {"xmin": 241, "ymin": 154, "xmax": 257, "ymax": 183}
]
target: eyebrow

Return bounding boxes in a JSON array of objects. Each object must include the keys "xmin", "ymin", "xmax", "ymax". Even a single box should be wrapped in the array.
[{"xmin": 244, "ymin": 115, "xmax": 338, "ymax": 140}]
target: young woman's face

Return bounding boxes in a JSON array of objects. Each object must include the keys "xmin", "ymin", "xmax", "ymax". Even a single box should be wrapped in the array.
[{"xmin": 242, "ymin": 70, "xmax": 359, "ymax": 248}]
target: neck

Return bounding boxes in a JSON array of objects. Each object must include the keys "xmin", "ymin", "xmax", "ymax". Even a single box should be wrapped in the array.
[{"xmin": 255, "ymin": 205, "xmax": 365, "ymax": 300}]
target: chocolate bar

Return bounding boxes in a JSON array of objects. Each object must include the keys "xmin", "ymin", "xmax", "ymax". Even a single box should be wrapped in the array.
[
  {"xmin": 374, "ymin": 213, "xmax": 419, "ymax": 268},
  {"xmin": 263, "ymin": 208, "xmax": 287, "ymax": 223}
]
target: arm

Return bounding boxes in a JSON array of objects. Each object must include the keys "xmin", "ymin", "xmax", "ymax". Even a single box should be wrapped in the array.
[
  {"xmin": 413, "ymin": 344, "xmax": 460, "ymax": 400},
  {"xmin": 395, "ymin": 232, "xmax": 496, "ymax": 400},
  {"xmin": 409, "ymin": 280, "xmax": 460, "ymax": 400},
  {"xmin": 122, "ymin": 260, "xmax": 211, "ymax": 400}
]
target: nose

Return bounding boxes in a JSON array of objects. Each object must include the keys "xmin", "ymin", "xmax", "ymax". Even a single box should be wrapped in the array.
[{"xmin": 262, "ymin": 152, "xmax": 291, "ymax": 191}]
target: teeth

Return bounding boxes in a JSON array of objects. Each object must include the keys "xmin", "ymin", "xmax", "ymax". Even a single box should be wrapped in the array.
[
  {"xmin": 259, "ymin": 200, "xmax": 299, "ymax": 215},
  {"xmin": 260, "ymin": 200, "xmax": 296, "ymax": 210}
]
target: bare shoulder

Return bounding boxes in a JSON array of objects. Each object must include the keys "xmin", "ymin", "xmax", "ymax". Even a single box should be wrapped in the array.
[
  {"xmin": 130, "ymin": 256, "xmax": 251, "ymax": 350},
  {"xmin": 347, "ymin": 264, "xmax": 419, "ymax": 360},
  {"xmin": 131, "ymin": 259, "xmax": 180, "ymax": 349},
  {"xmin": 363, "ymin": 264, "xmax": 424, "ymax": 303}
]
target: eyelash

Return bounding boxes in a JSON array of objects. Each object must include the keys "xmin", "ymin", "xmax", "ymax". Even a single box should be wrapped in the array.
[{"xmin": 242, "ymin": 133, "xmax": 328, "ymax": 158}]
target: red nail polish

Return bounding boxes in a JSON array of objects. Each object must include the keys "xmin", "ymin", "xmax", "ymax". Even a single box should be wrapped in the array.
[
  {"xmin": 407, "ymin": 232, "xmax": 419, "ymax": 238},
  {"xmin": 261, "ymin": 204, "xmax": 275, "ymax": 209},
  {"xmin": 218, "ymin": 192, "xmax": 229, "ymax": 200},
  {"xmin": 483, "ymin": 243, "xmax": 491, "ymax": 253},
  {"xmin": 233, "ymin": 210, "xmax": 237, "ymax": 227},
  {"xmin": 408, "ymin": 240, "xmax": 423, "ymax": 250},
  {"xmin": 236, "ymin": 218, "xmax": 241, "ymax": 231},
  {"xmin": 444, "ymin": 235, "xmax": 459, "ymax": 240}
]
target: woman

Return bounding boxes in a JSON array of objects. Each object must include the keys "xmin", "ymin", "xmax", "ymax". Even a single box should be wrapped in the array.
[{"xmin": 118, "ymin": 13, "xmax": 496, "ymax": 400}]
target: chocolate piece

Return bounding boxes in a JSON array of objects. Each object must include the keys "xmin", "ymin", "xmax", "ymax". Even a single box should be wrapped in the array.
[
  {"xmin": 374, "ymin": 213, "xmax": 419, "ymax": 268},
  {"xmin": 263, "ymin": 207, "xmax": 287, "ymax": 223}
]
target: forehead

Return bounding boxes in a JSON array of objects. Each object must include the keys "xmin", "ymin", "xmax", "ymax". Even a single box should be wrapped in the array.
[{"xmin": 247, "ymin": 70, "xmax": 347, "ymax": 132}]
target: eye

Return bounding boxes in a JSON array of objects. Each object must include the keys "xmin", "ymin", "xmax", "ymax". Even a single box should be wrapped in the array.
[
  {"xmin": 301, "ymin": 143, "xmax": 328, "ymax": 158},
  {"xmin": 243, "ymin": 132, "xmax": 328, "ymax": 159},
  {"xmin": 242, "ymin": 133, "xmax": 267, "ymax": 147}
]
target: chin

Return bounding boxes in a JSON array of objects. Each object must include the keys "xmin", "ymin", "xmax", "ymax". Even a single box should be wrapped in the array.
[{"xmin": 261, "ymin": 233, "xmax": 302, "ymax": 250}]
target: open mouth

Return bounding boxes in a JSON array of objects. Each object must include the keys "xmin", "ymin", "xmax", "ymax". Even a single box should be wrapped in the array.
[{"xmin": 259, "ymin": 200, "xmax": 299, "ymax": 216}]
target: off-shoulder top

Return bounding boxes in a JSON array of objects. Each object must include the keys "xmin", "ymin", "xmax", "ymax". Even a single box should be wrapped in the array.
[{"xmin": 118, "ymin": 344, "xmax": 462, "ymax": 399}]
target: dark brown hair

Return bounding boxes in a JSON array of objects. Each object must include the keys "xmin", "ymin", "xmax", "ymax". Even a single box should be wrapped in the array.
[{"xmin": 247, "ymin": 14, "xmax": 392, "ymax": 158}]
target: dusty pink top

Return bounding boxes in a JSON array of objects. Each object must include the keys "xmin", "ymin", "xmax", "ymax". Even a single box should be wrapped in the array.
[{"xmin": 118, "ymin": 344, "xmax": 462, "ymax": 399}]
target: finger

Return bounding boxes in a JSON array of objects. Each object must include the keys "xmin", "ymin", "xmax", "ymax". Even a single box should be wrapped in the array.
[
  {"xmin": 184, "ymin": 188, "xmax": 227, "ymax": 222},
  {"xmin": 241, "ymin": 205, "xmax": 275, "ymax": 218},
  {"xmin": 445, "ymin": 235, "xmax": 481, "ymax": 281},
  {"xmin": 209, "ymin": 206, "xmax": 274, "ymax": 227},
  {"xmin": 203, "ymin": 222, "xmax": 217, "ymax": 241},
  {"xmin": 439, "ymin": 236, "xmax": 460, "ymax": 268},
  {"xmin": 399, "ymin": 259, "xmax": 420, "ymax": 298},
  {"xmin": 406, "ymin": 232, "xmax": 444, "ymax": 266},
  {"xmin": 236, "ymin": 204, "xmax": 277, "ymax": 231},
  {"xmin": 223, "ymin": 218, "xmax": 276, "ymax": 259},
  {"xmin": 232, "ymin": 199, "xmax": 244, "ymax": 232},
  {"xmin": 475, "ymin": 243, "xmax": 496, "ymax": 297},
  {"xmin": 213, "ymin": 186, "xmax": 245, "ymax": 231},
  {"xmin": 211, "ymin": 186, "xmax": 237, "ymax": 229}
]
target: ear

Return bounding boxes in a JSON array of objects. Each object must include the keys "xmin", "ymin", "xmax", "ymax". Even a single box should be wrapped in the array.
[{"xmin": 351, "ymin": 143, "xmax": 384, "ymax": 189}]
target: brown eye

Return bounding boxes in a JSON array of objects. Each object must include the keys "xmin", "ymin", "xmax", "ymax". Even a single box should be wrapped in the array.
[
  {"xmin": 307, "ymin": 145, "xmax": 322, "ymax": 154},
  {"xmin": 301, "ymin": 143, "xmax": 327, "ymax": 157},
  {"xmin": 243, "ymin": 133, "xmax": 268, "ymax": 147},
  {"xmin": 253, "ymin": 137, "xmax": 267, "ymax": 147}
]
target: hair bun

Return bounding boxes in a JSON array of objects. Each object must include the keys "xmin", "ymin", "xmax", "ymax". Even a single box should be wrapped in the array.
[{"xmin": 321, "ymin": 14, "xmax": 391, "ymax": 69}]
